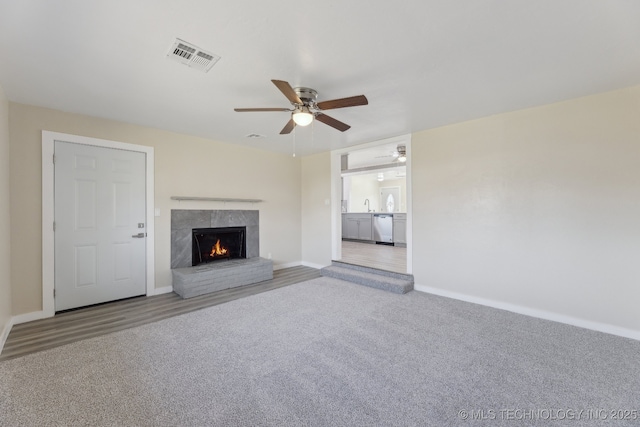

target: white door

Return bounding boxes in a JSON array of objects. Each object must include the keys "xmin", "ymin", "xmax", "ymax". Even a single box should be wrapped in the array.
[
  {"xmin": 380, "ymin": 187, "xmax": 401, "ymax": 213},
  {"xmin": 54, "ymin": 141, "xmax": 147, "ymax": 311}
]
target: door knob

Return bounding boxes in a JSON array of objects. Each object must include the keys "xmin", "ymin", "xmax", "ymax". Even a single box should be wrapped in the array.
[{"xmin": 132, "ymin": 233, "xmax": 146, "ymax": 238}]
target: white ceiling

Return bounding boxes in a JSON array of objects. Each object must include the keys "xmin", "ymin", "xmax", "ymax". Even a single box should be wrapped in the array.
[{"xmin": 1, "ymin": 1, "xmax": 639, "ymax": 157}]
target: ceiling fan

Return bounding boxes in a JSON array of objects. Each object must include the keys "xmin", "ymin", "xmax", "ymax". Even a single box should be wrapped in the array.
[
  {"xmin": 375, "ymin": 145, "xmax": 407, "ymax": 163},
  {"xmin": 234, "ymin": 79, "xmax": 368, "ymax": 134}
]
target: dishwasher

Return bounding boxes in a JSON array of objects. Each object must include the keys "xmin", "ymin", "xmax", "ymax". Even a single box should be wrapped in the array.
[{"xmin": 373, "ymin": 214, "xmax": 393, "ymax": 244}]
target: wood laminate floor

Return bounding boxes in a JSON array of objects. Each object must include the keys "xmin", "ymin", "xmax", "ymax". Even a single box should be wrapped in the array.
[
  {"xmin": 340, "ymin": 240, "xmax": 407, "ymax": 273},
  {"xmin": 1, "ymin": 266, "xmax": 321, "ymax": 361}
]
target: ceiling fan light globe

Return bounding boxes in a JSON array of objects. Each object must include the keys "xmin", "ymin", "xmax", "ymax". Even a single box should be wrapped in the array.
[
  {"xmin": 398, "ymin": 155, "xmax": 407, "ymax": 163},
  {"xmin": 292, "ymin": 111, "xmax": 313, "ymax": 126}
]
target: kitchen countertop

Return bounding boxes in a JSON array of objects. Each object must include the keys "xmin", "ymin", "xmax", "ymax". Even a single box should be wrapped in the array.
[{"xmin": 342, "ymin": 212, "xmax": 406, "ymax": 214}]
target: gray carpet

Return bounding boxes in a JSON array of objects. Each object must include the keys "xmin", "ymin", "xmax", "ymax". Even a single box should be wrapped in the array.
[{"xmin": 1, "ymin": 277, "xmax": 639, "ymax": 426}]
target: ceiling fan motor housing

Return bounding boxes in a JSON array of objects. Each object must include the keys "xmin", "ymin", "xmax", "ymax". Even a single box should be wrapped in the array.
[{"xmin": 294, "ymin": 87, "xmax": 318, "ymax": 104}]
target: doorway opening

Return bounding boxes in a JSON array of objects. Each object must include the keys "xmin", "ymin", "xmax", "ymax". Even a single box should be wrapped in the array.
[{"xmin": 331, "ymin": 134, "xmax": 412, "ymax": 274}]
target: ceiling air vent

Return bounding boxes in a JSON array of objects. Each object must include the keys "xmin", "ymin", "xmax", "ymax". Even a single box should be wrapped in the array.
[{"xmin": 167, "ymin": 38, "xmax": 220, "ymax": 72}]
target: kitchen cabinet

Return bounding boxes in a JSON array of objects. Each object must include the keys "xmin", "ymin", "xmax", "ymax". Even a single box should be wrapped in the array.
[
  {"xmin": 342, "ymin": 214, "xmax": 347, "ymax": 238},
  {"xmin": 393, "ymin": 213, "xmax": 407, "ymax": 246},
  {"xmin": 343, "ymin": 213, "xmax": 373, "ymax": 241}
]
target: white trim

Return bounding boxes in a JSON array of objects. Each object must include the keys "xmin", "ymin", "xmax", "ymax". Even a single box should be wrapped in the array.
[
  {"xmin": 330, "ymin": 152, "xmax": 342, "ymax": 261},
  {"xmin": 149, "ymin": 286, "xmax": 173, "ymax": 296},
  {"xmin": 330, "ymin": 134, "xmax": 413, "ymax": 273},
  {"xmin": 273, "ymin": 261, "xmax": 324, "ymax": 270},
  {"xmin": 42, "ymin": 137, "xmax": 55, "ymax": 317},
  {"xmin": 404, "ymin": 139, "xmax": 413, "ymax": 274},
  {"xmin": 12, "ymin": 310, "xmax": 49, "ymax": 325},
  {"xmin": 300, "ymin": 261, "xmax": 325, "ymax": 270},
  {"xmin": 0, "ymin": 316, "xmax": 15, "ymax": 354},
  {"xmin": 414, "ymin": 284, "xmax": 640, "ymax": 341},
  {"xmin": 42, "ymin": 131, "xmax": 155, "ymax": 317},
  {"xmin": 273, "ymin": 261, "xmax": 302, "ymax": 271}
]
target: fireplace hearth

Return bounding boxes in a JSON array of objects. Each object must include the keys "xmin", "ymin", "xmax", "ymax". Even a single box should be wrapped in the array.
[{"xmin": 171, "ymin": 209, "xmax": 272, "ymax": 299}]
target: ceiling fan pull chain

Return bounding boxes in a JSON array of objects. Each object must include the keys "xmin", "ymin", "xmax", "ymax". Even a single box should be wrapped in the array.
[{"xmin": 292, "ymin": 127, "xmax": 296, "ymax": 158}]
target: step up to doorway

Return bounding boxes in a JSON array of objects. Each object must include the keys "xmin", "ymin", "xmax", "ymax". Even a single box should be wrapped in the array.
[{"xmin": 320, "ymin": 261, "xmax": 414, "ymax": 294}]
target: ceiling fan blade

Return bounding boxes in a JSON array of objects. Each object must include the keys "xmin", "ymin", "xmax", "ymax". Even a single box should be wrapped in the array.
[
  {"xmin": 271, "ymin": 80, "xmax": 302, "ymax": 104},
  {"xmin": 316, "ymin": 95, "xmax": 368, "ymax": 110},
  {"xmin": 315, "ymin": 113, "xmax": 351, "ymax": 132},
  {"xmin": 280, "ymin": 118, "xmax": 296, "ymax": 134},
  {"xmin": 234, "ymin": 108, "xmax": 290, "ymax": 112}
]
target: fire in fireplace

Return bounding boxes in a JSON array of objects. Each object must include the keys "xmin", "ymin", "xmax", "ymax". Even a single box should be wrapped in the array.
[{"xmin": 192, "ymin": 226, "xmax": 246, "ymax": 266}]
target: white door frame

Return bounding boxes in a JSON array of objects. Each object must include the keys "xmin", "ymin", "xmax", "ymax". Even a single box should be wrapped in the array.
[
  {"xmin": 42, "ymin": 131, "xmax": 155, "ymax": 318},
  {"xmin": 330, "ymin": 134, "xmax": 413, "ymax": 273}
]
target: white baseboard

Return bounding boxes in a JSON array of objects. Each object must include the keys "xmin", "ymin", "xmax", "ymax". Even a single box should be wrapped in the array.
[
  {"xmin": 273, "ymin": 261, "xmax": 326, "ymax": 271},
  {"xmin": 149, "ymin": 286, "xmax": 174, "ymax": 296},
  {"xmin": 414, "ymin": 284, "xmax": 640, "ymax": 342},
  {"xmin": 12, "ymin": 310, "xmax": 51, "ymax": 325},
  {"xmin": 10, "ymin": 287, "xmax": 179, "ymax": 323},
  {"xmin": 300, "ymin": 261, "xmax": 326, "ymax": 270},
  {"xmin": 1, "ymin": 316, "xmax": 15, "ymax": 355},
  {"xmin": 273, "ymin": 261, "xmax": 301, "ymax": 271}
]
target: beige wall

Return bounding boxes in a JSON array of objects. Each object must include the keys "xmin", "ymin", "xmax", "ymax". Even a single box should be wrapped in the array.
[
  {"xmin": 9, "ymin": 103, "xmax": 302, "ymax": 315},
  {"xmin": 0, "ymin": 85, "xmax": 12, "ymax": 341},
  {"xmin": 412, "ymin": 86, "xmax": 640, "ymax": 333},
  {"xmin": 301, "ymin": 152, "xmax": 332, "ymax": 267}
]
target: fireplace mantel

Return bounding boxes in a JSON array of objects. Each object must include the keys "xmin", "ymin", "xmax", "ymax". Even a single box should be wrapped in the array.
[{"xmin": 171, "ymin": 196, "xmax": 263, "ymax": 203}]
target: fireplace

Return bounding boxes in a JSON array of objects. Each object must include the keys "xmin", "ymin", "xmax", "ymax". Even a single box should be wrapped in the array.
[
  {"xmin": 171, "ymin": 210, "xmax": 272, "ymax": 299},
  {"xmin": 192, "ymin": 226, "xmax": 246, "ymax": 266},
  {"xmin": 171, "ymin": 210, "xmax": 259, "ymax": 269}
]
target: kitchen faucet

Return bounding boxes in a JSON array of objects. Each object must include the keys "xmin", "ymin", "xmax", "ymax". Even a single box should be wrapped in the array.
[{"xmin": 364, "ymin": 199, "xmax": 371, "ymax": 212}]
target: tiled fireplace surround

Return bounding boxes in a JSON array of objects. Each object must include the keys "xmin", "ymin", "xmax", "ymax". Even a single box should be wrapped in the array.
[{"xmin": 170, "ymin": 209, "xmax": 272, "ymax": 298}]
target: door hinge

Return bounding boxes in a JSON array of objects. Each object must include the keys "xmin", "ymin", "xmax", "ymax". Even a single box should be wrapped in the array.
[
  {"xmin": 53, "ymin": 289, "xmax": 56, "ymax": 298},
  {"xmin": 53, "ymin": 154, "xmax": 55, "ymax": 164},
  {"xmin": 53, "ymin": 222, "xmax": 56, "ymax": 232}
]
